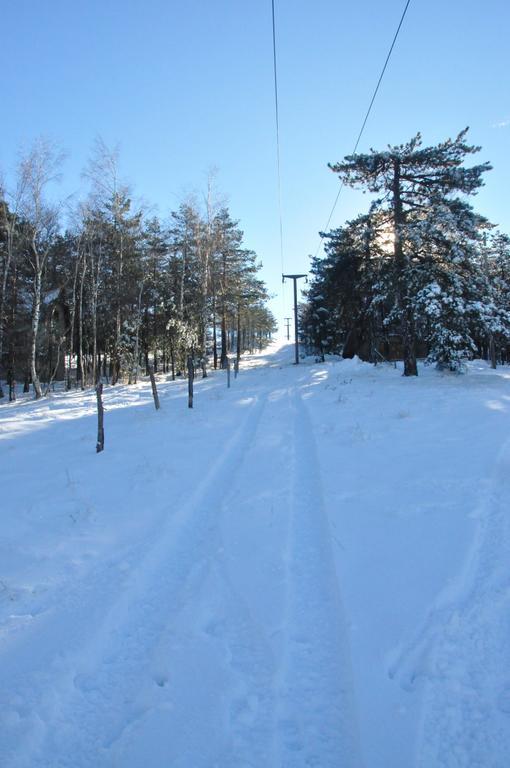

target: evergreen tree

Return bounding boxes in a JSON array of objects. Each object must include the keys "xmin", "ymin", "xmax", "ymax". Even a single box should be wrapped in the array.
[
  {"xmin": 329, "ymin": 129, "xmax": 491, "ymax": 375},
  {"xmin": 412, "ymin": 199, "xmax": 495, "ymax": 370}
]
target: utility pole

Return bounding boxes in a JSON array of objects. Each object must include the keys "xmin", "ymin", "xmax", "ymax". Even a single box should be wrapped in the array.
[
  {"xmin": 282, "ymin": 274, "xmax": 307, "ymax": 364},
  {"xmin": 284, "ymin": 317, "xmax": 291, "ymax": 340}
]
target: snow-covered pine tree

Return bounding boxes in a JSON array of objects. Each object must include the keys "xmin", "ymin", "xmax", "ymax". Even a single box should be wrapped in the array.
[
  {"xmin": 478, "ymin": 232, "xmax": 510, "ymax": 366},
  {"xmin": 328, "ymin": 129, "xmax": 492, "ymax": 375},
  {"xmin": 305, "ymin": 211, "xmax": 386, "ymax": 359},
  {"xmin": 412, "ymin": 199, "xmax": 490, "ymax": 370}
]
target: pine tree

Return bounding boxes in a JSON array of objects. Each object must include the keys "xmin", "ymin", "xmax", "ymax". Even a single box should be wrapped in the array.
[
  {"xmin": 413, "ymin": 199, "xmax": 493, "ymax": 370},
  {"xmin": 329, "ymin": 129, "xmax": 491, "ymax": 375},
  {"xmin": 304, "ymin": 211, "xmax": 386, "ymax": 360}
]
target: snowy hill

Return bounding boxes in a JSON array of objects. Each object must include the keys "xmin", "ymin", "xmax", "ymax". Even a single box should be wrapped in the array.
[{"xmin": 1, "ymin": 340, "xmax": 510, "ymax": 767}]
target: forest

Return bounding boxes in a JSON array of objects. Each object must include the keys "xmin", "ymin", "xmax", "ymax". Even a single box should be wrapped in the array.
[
  {"xmin": 0, "ymin": 138, "xmax": 276, "ymax": 401},
  {"xmin": 302, "ymin": 129, "xmax": 510, "ymax": 374}
]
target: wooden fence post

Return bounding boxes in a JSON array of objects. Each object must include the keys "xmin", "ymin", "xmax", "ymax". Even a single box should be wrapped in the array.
[
  {"xmin": 96, "ymin": 382, "xmax": 104, "ymax": 453},
  {"xmin": 148, "ymin": 365, "xmax": 160, "ymax": 410},
  {"xmin": 187, "ymin": 355, "xmax": 194, "ymax": 408}
]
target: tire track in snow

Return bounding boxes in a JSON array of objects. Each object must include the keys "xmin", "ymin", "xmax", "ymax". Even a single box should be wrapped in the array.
[
  {"xmin": 275, "ymin": 386, "xmax": 364, "ymax": 768},
  {"xmin": 2, "ymin": 390, "xmax": 269, "ymax": 768},
  {"xmin": 205, "ymin": 383, "xmax": 296, "ymax": 768},
  {"xmin": 184, "ymin": 377, "xmax": 363, "ymax": 768},
  {"xmin": 196, "ymin": 556, "xmax": 278, "ymax": 768}
]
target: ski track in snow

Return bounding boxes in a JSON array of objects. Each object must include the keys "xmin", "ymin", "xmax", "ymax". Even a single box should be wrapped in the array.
[
  {"xmin": 274, "ymin": 387, "xmax": 362, "ymax": 768},
  {"xmin": 412, "ymin": 436, "xmax": 510, "ymax": 767},
  {"xmin": 1, "ymin": 348, "xmax": 362, "ymax": 768}
]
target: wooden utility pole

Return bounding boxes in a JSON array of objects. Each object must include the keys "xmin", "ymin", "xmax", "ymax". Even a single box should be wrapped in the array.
[
  {"xmin": 148, "ymin": 364, "xmax": 160, "ymax": 410},
  {"xmin": 284, "ymin": 317, "xmax": 291, "ymax": 340},
  {"xmin": 282, "ymin": 274, "xmax": 307, "ymax": 364},
  {"xmin": 187, "ymin": 355, "xmax": 194, "ymax": 408},
  {"xmin": 95, "ymin": 382, "xmax": 105, "ymax": 453}
]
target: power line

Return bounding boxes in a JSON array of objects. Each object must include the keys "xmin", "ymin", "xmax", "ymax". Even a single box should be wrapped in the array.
[
  {"xmin": 271, "ymin": 0, "xmax": 287, "ymax": 322},
  {"xmin": 314, "ymin": 0, "xmax": 413, "ymax": 258},
  {"xmin": 271, "ymin": 0, "xmax": 284, "ymax": 275}
]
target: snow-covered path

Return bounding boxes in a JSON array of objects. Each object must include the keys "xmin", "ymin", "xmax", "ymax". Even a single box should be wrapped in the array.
[
  {"xmin": 1, "ymin": 341, "xmax": 510, "ymax": 767},
  {"xmin": 0, "ymin": 342, "xmax": 362, "ymax": 768}
]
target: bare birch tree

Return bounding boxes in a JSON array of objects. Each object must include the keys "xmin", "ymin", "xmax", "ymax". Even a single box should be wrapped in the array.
[{"xmin": 18, "ymin": 138, "xmax": 64, "ymax": 399}]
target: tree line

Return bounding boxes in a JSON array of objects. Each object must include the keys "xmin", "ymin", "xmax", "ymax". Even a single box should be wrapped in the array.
[
  {"xmin": 303, "ymin": 129, "xmax": 510, "ymax": 373},
  {"xmin": 0, "ymin": 138, "xmax": 276, "ymax": 400}
]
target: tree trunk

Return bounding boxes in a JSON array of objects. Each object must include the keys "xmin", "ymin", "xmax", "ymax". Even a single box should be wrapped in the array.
[
  {"xmin": 490, "ymin": 335, "xmax": 497, "ymax": 369},
  {"xmin": 0, "ymin": 211, "xmax": 16, "ymax": 399},
  {"xmin": 179, "ymin": 242, "xmax": 187, "ymax": 320},
  {"xmin": 112, "ymin": 227, "xmax": 124, "ymax": 385},
  {"xmin": 212, "ymin": 292, "xmax": 218, "ymax": 370},
  {"xmin": 170, "ymin": 343, "xmax": 175, "ymax": 381},
  {"xmin": 30, "ymin": 268, "xmax": 43, "ymax": 399},
  {"xmin": 44, "ymin": 341, "xmax": 64, "ymax": 396},
  {"xmin": 133, "ymin": 282, "xmax": 144, "ymax": 384},
  {"xmin": 67, "ymin": 254, "xmax": 80, "ymax": 390},
  {"xmin": 90, "ymin": 239, "xmax": 101, "ymax": 386},
  {"xmin": 77, "ymin": 254, "xmax": 87, "ymax": 389},
  {"xmin": 7, "ymin": 262, "xmax": 17, "ymax": 401},
  {"xmin": 392, "ymin": 158, "xmax": 417, "ymax": 376},
  {"xmin": 236, "ymin": 302, "xmax": 241, "ymax": 368},
  {"xmin": 220, "ymin": 311, "xmax": 228, "ymax": 368},
  {"xmin": 153, "ymin": 291, "xmax": 158, "ymax": 373}
]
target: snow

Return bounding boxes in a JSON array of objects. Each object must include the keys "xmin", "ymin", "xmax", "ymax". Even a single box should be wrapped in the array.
[
  {"xmin": 1, "ymin": 341, "xmax": 510, "ymax": 767},
  {"xmin": 42, "ymin": 288, "xmax": 60, "ymax": 305}
]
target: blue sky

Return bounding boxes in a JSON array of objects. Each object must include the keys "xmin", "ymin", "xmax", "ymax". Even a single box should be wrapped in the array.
[{"xmin": 2, "ymin": 0, "xmax": 508, "ymax": 325}]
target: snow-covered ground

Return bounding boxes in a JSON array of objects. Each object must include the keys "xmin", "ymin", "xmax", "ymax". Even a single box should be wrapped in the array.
[{"xmin": 1, "ymin": 340, "xmax": 509, "ymax": 767}]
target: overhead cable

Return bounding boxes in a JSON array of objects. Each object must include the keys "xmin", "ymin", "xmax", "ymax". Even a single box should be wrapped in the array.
[
  {"xmin": 314, "ymin": 0, "xmax": 413, "ymax": 257},
  {"xmin": 271, "ymin": 0, "xmax": 285, "ymax": 276}
]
